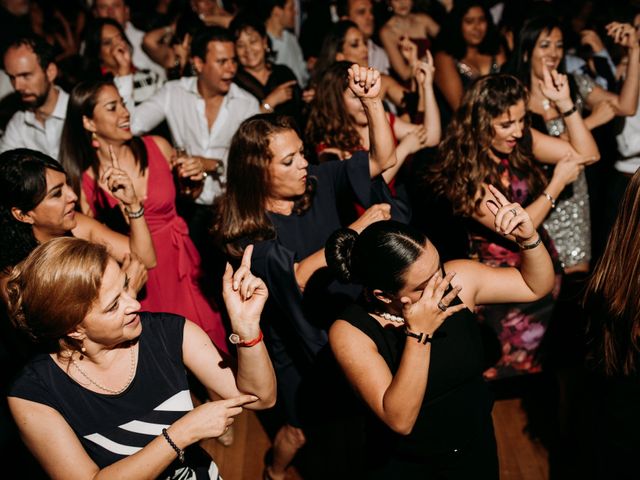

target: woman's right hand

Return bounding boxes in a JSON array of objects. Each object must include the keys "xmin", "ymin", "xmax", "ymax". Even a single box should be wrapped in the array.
[
  {"xmin": 551, "ymin": 153, "xmax": 584, "ymax": 187},
  {"xmin": 265, "ymin": 80, "xmax": 297, "ymax": 107},
  {"xmin": 101, "ymin": 145, "xmax": 140, "ymax": 208},
  {"xmin": 401, "ymin": 271, "xmax": 464, "ymax": 335},
  {"xmin": 348, "ymin": 64, "xmax": 382, "ymax": 100},
  {"xmin": 348, "ymin": 203, "xmax": 391, "ymax": 233}
]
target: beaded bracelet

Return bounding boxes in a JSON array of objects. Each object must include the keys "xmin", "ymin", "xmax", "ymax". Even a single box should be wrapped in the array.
[
  {"xmin": 518, "ymin": 235, "xmax": 543, "ymax": 250},
  {"xmin": 162, "ymin": 428, "xmax": 185, "ymax": 463},
  {"xmin": 542, "ymin": 191, "xmax": 556, "ymax": 209},
  {"xmin": 125, "ymin": 205, "xmax": 145, "ymax": 219}
]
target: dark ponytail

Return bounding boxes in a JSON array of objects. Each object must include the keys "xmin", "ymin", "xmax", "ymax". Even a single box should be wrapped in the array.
[{"xmin": 325, "ymin": 220, "xmax": 428, "ymax": 295}]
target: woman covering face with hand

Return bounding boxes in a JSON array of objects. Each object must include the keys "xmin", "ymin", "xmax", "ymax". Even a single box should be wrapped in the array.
[
  {"xmin": 326, "ymin": 187, "xmax": 555, "ymax": 477},
  {"xmin": 5, "ymin": 237, "xmax": 275, "ymax": 480}
]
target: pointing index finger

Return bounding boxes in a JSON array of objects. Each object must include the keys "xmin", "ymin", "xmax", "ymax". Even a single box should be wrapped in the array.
[
  {"xmin": 241, "ymin": 244, "xmax": 254, "ymax": 269},
  {"xmin": 109, "ymin": 144, "xmax": 120, "ymax": 169},
  {"xmin": 487, "ymin": 184, "xmax": 508, "ymax": 207}
]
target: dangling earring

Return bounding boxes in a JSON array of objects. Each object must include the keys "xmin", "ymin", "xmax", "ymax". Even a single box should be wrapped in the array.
[
  {"xmin": 91, "ymin": 132, "xmax": 100, "ymax": 149},
  {"xmin": 80, "ymin": 342, "xmax": 86, "ymax": 360}
]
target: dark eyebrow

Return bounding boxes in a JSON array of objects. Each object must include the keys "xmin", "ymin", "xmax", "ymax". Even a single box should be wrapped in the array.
[
  {"xmin": 103, "ymin": 274, "xmax": 129, "ymax": 312},
  {"xmin": 46, "ymin": 182, "xmax": 64, "ymax": 195}
]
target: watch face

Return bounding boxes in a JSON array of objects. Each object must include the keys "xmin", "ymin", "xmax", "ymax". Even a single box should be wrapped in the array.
[{"xmin": 228, "ymin": 333, "xmax": 241, "ymax": 344}]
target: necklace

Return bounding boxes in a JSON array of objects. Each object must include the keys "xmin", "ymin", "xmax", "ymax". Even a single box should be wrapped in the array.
[
  {"xmin": 378, "ymin": 311, "xmax": 405, "ymax": 324},
  {"xmin": 71, "ymin": 347, "xmax": 136, "ymax": 395}
]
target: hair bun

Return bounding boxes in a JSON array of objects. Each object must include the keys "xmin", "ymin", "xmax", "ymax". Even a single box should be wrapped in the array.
[{"xmin": 325, "ymin": 228, "xmax": 359, "ymax": 284}]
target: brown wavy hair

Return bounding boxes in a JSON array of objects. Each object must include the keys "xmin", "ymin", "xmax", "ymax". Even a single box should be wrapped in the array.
[
  {"xmin": 427, "ymin": 74, "xmax": 546, "ymax": 216},
  {"xmin": 212, "ymin": 114, "xmax": 316, "ymax": 258},
  {"xmin": 585, "ymin": 169, "xmax": 640, "ymax": 376},
  {"xmin": 305, "ymin": 61, "xmax": 361, "ymax": 154}
]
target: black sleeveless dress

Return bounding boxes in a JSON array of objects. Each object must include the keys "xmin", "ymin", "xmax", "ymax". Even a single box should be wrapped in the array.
[{"xmin": 339, "ymin": 295, "xmax": 498, "ymax": 479}]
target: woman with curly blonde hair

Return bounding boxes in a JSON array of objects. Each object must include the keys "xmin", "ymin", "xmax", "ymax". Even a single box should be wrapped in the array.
[{"xmin": 428, "ymin": 71, "xmax": 598, "ymax": 379}]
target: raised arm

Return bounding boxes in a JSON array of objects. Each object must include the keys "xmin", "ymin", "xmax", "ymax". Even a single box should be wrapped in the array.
[
  {"xmin": 433, "ymin": 51, "xmax": 464, "ymax": 111},
  {"xmin": 347, "ymin": 64, "xmax": 397, "ymax": 178}
]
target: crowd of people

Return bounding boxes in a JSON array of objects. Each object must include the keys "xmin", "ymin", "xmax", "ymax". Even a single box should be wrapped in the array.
[{"xmin": 1, "ymin": 0, "xmax": 640, "ymax": 479}]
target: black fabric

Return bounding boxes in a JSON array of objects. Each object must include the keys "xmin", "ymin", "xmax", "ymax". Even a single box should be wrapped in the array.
[
  {"xmin": 339, "ymin": 295, "xmax": 498, "ymax": 478},
  {"xmin": 8, "ymin": 312, "xmax": 215, "ymax": 478}
]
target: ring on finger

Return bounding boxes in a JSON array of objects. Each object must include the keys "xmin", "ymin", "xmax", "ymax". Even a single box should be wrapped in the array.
[
  {"xmin": 510, "ymin": 208, "xmax": 518, "ymax": 217},
  {"xmin": 437, "ymin": 301, "xmax": 448, "ymax": 312}
]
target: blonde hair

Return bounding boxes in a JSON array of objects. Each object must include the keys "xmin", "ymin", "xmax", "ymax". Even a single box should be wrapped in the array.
[{"xmin": 6, "ymin": 237, "xmax": 109, "ymax": 353}]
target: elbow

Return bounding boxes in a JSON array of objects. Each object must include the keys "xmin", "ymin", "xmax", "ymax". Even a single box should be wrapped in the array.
[
  {"xmin": 382, "ymin": 153, "xmax": 398, "ymax": 172},
  {"xmin": 387, "ymin": 418, "xmax": 416, "ymax": 436},
  {"xmin": 147, "ymin": 258, "xmax": 158, "ymax": 269}
]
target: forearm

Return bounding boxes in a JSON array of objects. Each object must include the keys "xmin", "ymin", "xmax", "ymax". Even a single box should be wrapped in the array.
[
  {"xmin": 380, "ymin": 340, "xmax": 431, "ymax": 434},
  {"xmin": 363, "ymin": 97, "xmax": 397, "ymax": 175},
  {"xmin": 557, "ymin": 99, "xmax": 600, "ymax": 159},
  {"xmin": 524, "ymin": 178, "xmax": 565, "ymax": 228},
  {"xmin": 422, "ymin": 83, "xmax": 441, "ymax": 146},
  {"xmin": 516, "ymin": 236, "xmax": 555, "ymax": 297},
  {"xmin": 142, "ymin": 27, "xmax": 173, "ymax": 68},
  {"xmin": 234, "ymin": 344, "xmax": 277, "ymax": 409},
  {"xmin": 616, "ymin": 46, "xmax": 640, "ymax": 115},
  {"xmin": 294, "ymin": 248, "xmax": 326, "ymax": 291},
  {"xmin": 127, "ymin": 208, "xmax": 157, "ymax": 268},
  {"xmin": 383, "ymin": 140, "xmax": 412, "ymax": 183}
]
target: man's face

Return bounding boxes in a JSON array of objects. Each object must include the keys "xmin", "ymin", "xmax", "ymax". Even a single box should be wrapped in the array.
[
  {"xmin": 195, "ymin": 41, "xmax": 237, "ymax": 95},
  {"xmin": 279, "ymin": 0, "xmax": 296, "ymax": 30},
  {"xmin": 347, "ymin": 0, "xmax": 375, "ymax": 39},
  {"xmin": 93, "ymin": 0, "xmax": 128, "ymax": 26},
  {"xmin": 4, "ymin": 45, "xmax": 54, "ymax": 110}
]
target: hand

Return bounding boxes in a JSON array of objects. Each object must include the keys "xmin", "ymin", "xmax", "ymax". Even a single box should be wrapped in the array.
[
  {"xmin": 302, "ymin": 88, "xmax": 315, "ymax": 103},
  {"xmin": 413, "ymin": 52, "xmax": 435, "ymax": 87},
  {"xmin": 400, "ymin": 270, "xmax": 464, "ymax": 335},
  {"xmin": 348, "ymin": 203, "xmax": 391, "ymax": 233},
  {"xmin": 399, "ymin": 36, "xmax": 418, "ymax": 66},
  {"xmin": 399, "ymin": 125, "xmax": 429, "ymax": 154},
  {"xmin": 265, "ymin": 80, "xmax": 297, "ymax": 107},
  {"xmin": 101, "ymin": 145, "xmax": 140, "ymax": 207},
  {"xmin": 606, "ymin": 22, "xmax": 638, "ymax": 50},
  {"xmin": 172, "ymin": 32, "xmax": 191, "ymax": 70},
  {"xmin": 539, "ymin": 64, "xmax": 571, "ymax": 106},
  {"xmin": 175, "ymin": 153, "xmax": 206, "ymax": 181},
  {"xmin": 186, "ymin": 395, "xmax": 259, "ymax": 441},
  {"xmin": 111, "ymin": 38, "xmax": 132, "ymax": 77},
  {"xmin": 121, "ymin": 253, "xmax": 147, "ymax": 295},
  {"xmin": 485, "ymin": 184, "xmax": 536, "ymax": 243},
  {"xmin": 348, "ymin": 64, "xmax": 382, "ymax": 100},
  {"xmin": 580, "ymin": 29, "xmax": 605, "ymax": 53},
  {"xmin": 551, "ymin": 153, "xmax": 584, "ymax": 188},
  {"xmin": 587, "ymin": 100, "xmax": 616, "ymax": 128},
  {"xmin": 222, "ymin": 245, "xmax": 268, "ymax": 337}
]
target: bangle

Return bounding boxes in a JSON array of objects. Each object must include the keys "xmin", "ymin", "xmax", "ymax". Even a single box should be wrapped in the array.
[
  {"xmin": 560, "ymin": 104, "xmax": 578, "ymax": 117},
  {"xmin": 404, "ymin": 326, "xmax": 432, "ymax": 345},
  {"xmin": 161, "ymin": 428, "xmax": 185, "ymax": 463},
  {"xmin": 518, "ymin": 235, "xmax": 543, "ymax": 250},
  {"xmin": 542, "ymin": 191, "xmax": 556, "ymax": 209},
  {"xmin": 124, "ymin": 204, "xmax": 145, "ymax": 219}
]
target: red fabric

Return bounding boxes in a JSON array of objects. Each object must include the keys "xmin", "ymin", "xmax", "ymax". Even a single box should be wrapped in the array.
[{"xmin": 82, "ymin": 137, "xmax": 228, "ymax": 353}]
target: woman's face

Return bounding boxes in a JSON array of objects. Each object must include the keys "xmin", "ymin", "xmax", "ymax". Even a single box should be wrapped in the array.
[
  {"xmin": 81, "ymin": 259, "xmax": 142, "ymax": 347},
  {"xmin": 23, "ymin": 168, "xmax": 78, "ymax": 238},
  {"xmin": 393, "ymin": 240, "xmax": 441, "ymax": 305},
  {"xmin": 343, "ymin": 86, "xmax": 368, "ymax": 126},
  {"xmin": 529, "ymin": 27, "xmax": 563, "ymax": 79},
  {"xmin": 267, "ymin": 129, "xmax": 309, "ymax": 201},
  {"xmin": 390, "ymin": 0, "xmax": 412, "ymax": 16},
  {"xmin": 336, "ymin": 27, "xmax": 369, "ymax": 66},
  {"xmin": 235, "ymin": 28, "xmax": 267, "ymax": 70},
  {"xmin": 490, "ymin": 100, "xmax": 526, "ymax": 154},
  {"xmin": 461, "ymin": 6, "xmax": 488, "ymax": 47},
  {"xmin": 86, "ymin": 85, "xmax": 132, "ymax": 143},
  {"xmin": 100, "ymin": 23, "xmax": 129, "ymax": 72}
]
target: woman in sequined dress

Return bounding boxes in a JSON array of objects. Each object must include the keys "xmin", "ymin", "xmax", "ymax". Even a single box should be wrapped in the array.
[
  {"xmin": 427, "ymin": 72, "xmax": 599, "ymax": 379},
  {"xmin": 510, "ymin": 15, "xmax": 639, "ymax": 275}
]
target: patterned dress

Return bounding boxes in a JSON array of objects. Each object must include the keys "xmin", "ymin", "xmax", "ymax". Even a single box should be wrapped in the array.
[{"xmin": 468, "ymin": 158, "xmax": 562, "ymax": 379}]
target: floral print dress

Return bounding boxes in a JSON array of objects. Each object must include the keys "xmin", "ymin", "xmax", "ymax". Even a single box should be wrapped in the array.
[{"xmin": 468, "ymin": 158, "xmax": 562, "ymax": 380}]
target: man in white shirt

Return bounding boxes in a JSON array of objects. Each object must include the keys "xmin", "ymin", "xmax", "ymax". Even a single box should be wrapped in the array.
[
  {"xmin": 1, "ymin": 36, "xmax": 68, "ymax": 159},
  {"xmin": 264, "ymin": 0, "xmax": 310, "ymax": 86},
  {"xmin": 93, "ymin": 0, "xmax": 166, "ymax": 79},
  {"xmin": 338, "ymin": 0, "xmax": 391, "ymax": 74}
]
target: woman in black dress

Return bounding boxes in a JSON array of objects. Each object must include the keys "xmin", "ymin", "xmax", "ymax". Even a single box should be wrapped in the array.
[
  {"xmin": 213, "ymin": 65, "xmax": 407, "ymax": 479},
  {"xmin": 325, "ymin": 186, "xmax": 556, "ymax": 478}
]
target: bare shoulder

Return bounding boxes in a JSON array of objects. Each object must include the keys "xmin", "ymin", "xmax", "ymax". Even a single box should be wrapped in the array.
[
  {"xmin": 149, "ymin": 135, "xmax": 174, "ymax": 163},
  {"xmin": 329, "ymin": 318, "xmax": 377, "ymax": 353}
]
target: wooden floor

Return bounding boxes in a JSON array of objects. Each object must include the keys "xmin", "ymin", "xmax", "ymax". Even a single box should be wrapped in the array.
[{"xmin": 204, "ymin": 398, "xmax": 550, "ymax": 480}]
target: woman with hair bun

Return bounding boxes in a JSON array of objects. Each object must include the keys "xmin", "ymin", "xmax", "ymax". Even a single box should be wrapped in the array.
[{"xmin": 326, "ymin": 198, "xmax": 556, "ymax": 477}]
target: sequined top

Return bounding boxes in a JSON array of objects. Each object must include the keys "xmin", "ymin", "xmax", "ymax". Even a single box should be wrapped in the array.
[{"xmin": 534, "ymin": 72, "xmax": 596, "ymax": 268}]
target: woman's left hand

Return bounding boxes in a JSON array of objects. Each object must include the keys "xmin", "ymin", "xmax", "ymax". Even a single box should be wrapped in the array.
[
  {"xmin": 348, "ymin": 64, "xmax": 382, "ymax": 100},
  {"xmin": 606, "ymin": 22, "xmax": 638, "ymax": 50},
  {"xmin": 485, "ymin": 184, "xmax": 536, "ymax": 244},
  {"xmin": 413, "ymin": 51, "xmax": 435, "ymax": 86},
  {"xmin": 399, "ymin": 36, "xmax": 418, "ymax": 66},
  {"xmin": 222, "ymin": 245, "xmax": 268, "ymax": 336},
  {"xmin": 101, "ymin": 145, "xmax": 140, "ymax": 208},
  {"xmin": 539, "ymin": 64, "xmax": 571, "ymax": 105}
]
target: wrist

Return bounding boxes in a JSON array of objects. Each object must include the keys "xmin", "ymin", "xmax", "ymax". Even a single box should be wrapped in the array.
[
  {"xmin": 517, "ymin": 234, "xmax": 543, "ymax": 250},
  {"xmin": 229, "ymin": 326, "xmax": 262, "ymax": 347},
  {"xmin": 555, "ymin": 99, "xmax": 574, "ymax": 112}
]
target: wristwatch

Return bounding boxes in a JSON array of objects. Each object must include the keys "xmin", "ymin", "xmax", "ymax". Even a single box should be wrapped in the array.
[
  {"xmin": 213, "ymin": 160, "xmax": 225, "ymax": 177},
  {"xmin": 228, "ymin": 329, "xmax": 263, "ymax": 347},
  {"xmin": 262, "ymin": 102, "xmax": 273, "ymax": 112}
]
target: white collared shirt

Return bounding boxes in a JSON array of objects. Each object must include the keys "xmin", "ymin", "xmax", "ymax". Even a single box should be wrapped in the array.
[
  {"xmin": 125, "ymin": 21, "xmax": 166, "ymax": 81},
  {"xmin": 368, "ymin": 39, "xmax": 390, "ymax": 76},
  {"xmin": 122, "ymin": 76, "xmax": 260, "ymax": 204},
  {"xmin": 268, "ymin": 29, "xmax": 309, "ymax": 86},
  {"xmin": 0, "ymin": 87, "xmax": 69, "ymax": 160}
]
